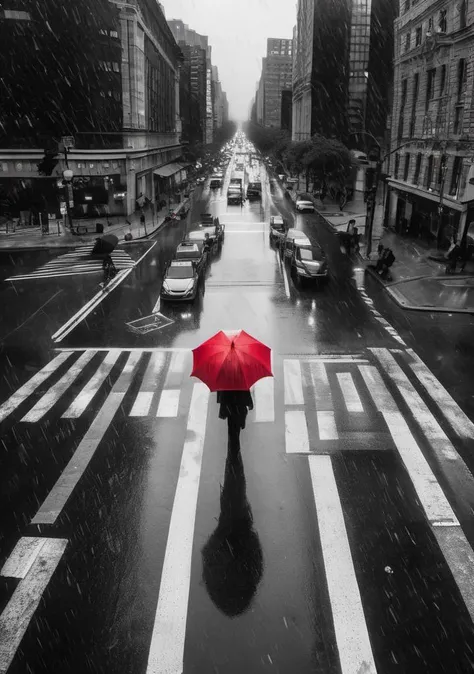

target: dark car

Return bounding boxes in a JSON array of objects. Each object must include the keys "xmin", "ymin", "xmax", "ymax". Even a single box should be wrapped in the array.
[
  {"xmin": 290, "ymin": 242, "xmax": 329, "ymax": 285},
  {"xmin": 269, "ymin": 215, "xmax": 287, "ymax": 246},
  {"xmin": 247, "ymin": 182, "xmax": 262, "ymax": 200}
]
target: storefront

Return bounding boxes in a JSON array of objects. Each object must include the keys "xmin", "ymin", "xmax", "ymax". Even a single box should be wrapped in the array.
[{"xmin": 152, "ymin": 162, "xmax": 189, "ymax": 208}]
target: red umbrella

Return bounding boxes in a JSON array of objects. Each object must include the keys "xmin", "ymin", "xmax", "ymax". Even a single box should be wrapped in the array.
[{"xmin": 191, "ymin": 330, "xmax": 272, "ymax": 391}]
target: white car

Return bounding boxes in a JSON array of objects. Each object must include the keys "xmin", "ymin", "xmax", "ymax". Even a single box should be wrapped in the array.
[{"xmin": 295, "ymin": 194, "xmax": 315, "ymax": 212}]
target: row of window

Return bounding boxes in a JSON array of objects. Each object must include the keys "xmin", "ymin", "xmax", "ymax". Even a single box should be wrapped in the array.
[
  {"xmin": 394, "ymin": 151, "xmax": 464, "ymax": 197},
  {"xmin": 99, "ymin": 61, "xmax": 120, "ymax": 73},
  {"xmin": 99, "ymin": 29, "xmax": 119, "ymax": 39}
]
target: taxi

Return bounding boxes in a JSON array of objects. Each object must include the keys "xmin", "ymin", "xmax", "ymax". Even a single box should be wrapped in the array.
[{"xmin": 161, "ymin": 260, "xmax": 201, "ymax": 302}]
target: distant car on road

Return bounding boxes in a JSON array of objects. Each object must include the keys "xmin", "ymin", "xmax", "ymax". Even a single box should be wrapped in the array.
[
  {"xmin": 295, "ymin": 194, "xmax": 315, "ymax": 212},
  {"xmin": 161, "ymin": 260, "xmax": 201, "ymax": 302}
]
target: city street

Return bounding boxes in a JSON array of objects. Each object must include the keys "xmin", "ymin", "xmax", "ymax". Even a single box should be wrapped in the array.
[{"xmin": 2, "ymin": 161, "xmax": 474, "ymax": 674}]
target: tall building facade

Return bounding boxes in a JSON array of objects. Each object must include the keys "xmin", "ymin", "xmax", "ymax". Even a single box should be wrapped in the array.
[
  {"xmin": 0, "ymin": 0, "xmax": 184, "ymax": 218},
  {"xmin": 388, "ymin": 0, "xmax": 474, "ymax": 249},
  {"xmin": 257, "ymin": 38, "xmax": 293, "ymax": 129}
]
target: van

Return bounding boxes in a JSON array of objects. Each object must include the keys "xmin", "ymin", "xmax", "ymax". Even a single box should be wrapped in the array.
[{"xmin": 281, "ymin": 228, "xmax": 311, "ymax": 260}]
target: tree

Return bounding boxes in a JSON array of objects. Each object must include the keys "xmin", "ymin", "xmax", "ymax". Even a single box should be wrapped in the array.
[{"xmin": 303, "ymin": 135, "xmax": 352, "ymax": 195}]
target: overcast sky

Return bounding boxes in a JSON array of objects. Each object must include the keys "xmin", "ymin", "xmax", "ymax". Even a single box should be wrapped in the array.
[{"xmin": 161, "ymin": 0, "xmax": 297, "ymax": 120}]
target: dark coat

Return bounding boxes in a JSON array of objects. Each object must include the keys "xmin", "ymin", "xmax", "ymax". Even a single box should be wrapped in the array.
[{"xmin": 217, "ymin": 390, "xmax": 254, "ymax": 430}]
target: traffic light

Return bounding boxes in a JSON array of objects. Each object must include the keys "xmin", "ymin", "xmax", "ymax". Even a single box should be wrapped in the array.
[{"xmin": 37, "ymin": 149, "xmax": 59, "ymax": 176}]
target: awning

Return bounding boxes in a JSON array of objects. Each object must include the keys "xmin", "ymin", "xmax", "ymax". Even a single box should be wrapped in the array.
[{"xmin": 153, "ymin": 163, "xmax": 183, "ymax": 178}]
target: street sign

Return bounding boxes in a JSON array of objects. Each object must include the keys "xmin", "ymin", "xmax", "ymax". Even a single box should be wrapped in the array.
[
  {"xmin": 126, "ymin": 312, "xmax": 174, "ymax": 335},
  {"xmin": 61, "ymin": 136, "xmax": 75, "ymax": 149}
]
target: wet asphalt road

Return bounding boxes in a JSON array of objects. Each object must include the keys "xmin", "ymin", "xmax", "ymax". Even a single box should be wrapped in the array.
[{"xmin": 1, "ymin": 162, "xmax": 474, "ymax": 674}]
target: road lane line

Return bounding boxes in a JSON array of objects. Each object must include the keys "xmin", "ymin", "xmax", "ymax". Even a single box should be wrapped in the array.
[
  {"xmin": 0, "ymin": 537, "xmax": 47, "ymax": 579},
  {"xmin": 382, "ymin": 411, "xmax": 459, "ymax": 525},
  {"xmin": 130, "ymin": 352, "xmax": 167, "ymax": 417},
  {"xmin": 317, "ymin": 411, "xmax": 338, "ymax": 440},
  {"xmin": 0, "ymin": 351, "xmax": 73, "ymax": 424},
  {"xmin": 309, "ymin": 362, "xmax": 333, "ymax": 411},
  {"xmin": 308, "ymin": 455, "xmax": 377, "ymax": 674},
  {"xmin": 285, "ymin": 410, "xmax": 310, "ymax": 453},
  {"xmin": 404, "ymin": 348, "xmax": 474, "ymax": 440},
  {"xmin": 32, "ymin": 352, "xmax": 142, "ymax": 524},
  {"xmin": 0, "ymin": 537, "xmax": 68, "ymax": 674},
  {"xmin": 62, "ymin": 349, "xmax": 121, "ymax": 418},
  {"xmin": 336, "ymin": 373, "xmax": 364, "ymax": 413},
  {"xmin": 146, "ymin": 383, "xmax": 209, "ymax": 674},
  {"xmin": 370, "ymin": 348, "xmax": 461, "ymax": 463},
  {"xmin": 22, "ymin": 350, "xmax": 97, "ymax": 423},
  {"xmin": 432, "ymin": 526, "xmax": 474, "ymax": 623},
  {"xmin": 253, "ymin": 376, "xmax": 274, "ymax": 422},
  {"xmin": 281, "ymin": 258, "xmax": 290, "ymax": 298},
  {"xmin": 284, "ymin": 359, "xmax": 304, "ymax": 405},
  {"xmin": 156, "ymin": 390, "xmax": 181, "ymax": 417},
  {"xmin": 358, "ymin": 365, "xmax": 398, "ymax": 413}
]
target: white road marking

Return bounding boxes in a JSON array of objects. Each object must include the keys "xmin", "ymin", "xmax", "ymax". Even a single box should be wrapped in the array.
[
  {"xmin": 370, "ymin": 348, "xmax": 461, "ymax": 463},
  {"xmin": 404, "ymin": 348, "xmax": 474, "ymax": 440},
  {"xmin": 285, "ymin": 410, "xmax": 310, "ymax": 453},
  {"xmin": 22, "ymin": 350, "xmax": 97, "ymax": 422},
  {"xmin": 281, "ymin": 258, "xmax": 291, "ymax": 298},
  {"xmin": 433, "ymin": 526, "xmax": 474, "ymax": 624},
  {"xmin": 0, "ymin": 537, "xmax": 68, "ymax": 674},
  {"xmin": 284, "ymin": 359, "xmax": 304, "ymax": 405},
  {"xmin": 223, "ymin": 229, "xmax": 265, "ymax": 233},
  {"xmin": 383, "ymin": 411, "xmax": 459, "ymax": 526},
  {"xmin": 62, "ymin": 349, "xmax": 121, "ymax": 418},
  {"xmin": 358, "ymin": 366, "xmax": 398, "ymax": 412},
  {"xmin": 309, "ymin": 361, "xmax": 333, "ymax": 411},
  {"xmin": 164, "ymin": 351, "xmax": 188, "ymax": 389},
  {"xmin": 152, "ymin": 295, "xmax": 161, "ymax": 314},
  {"xmin": 253, "ymin": 376, "xmax": 274, "ymax": 422},
  {"xmin": 157, "ymin": 389, "xmax": 181, "ymax": 417},
  {"xmin": 0, "ymin": 351, "xmax": 72, "ymax": 423},
  {"xmin": 336, "ymin": 372, "xmax": 364, "ymax": 413},
  {"xmin": 55, "ymin": 347, "xmax": 191, "ymax": 352},
  {"xmin": 0, "ymin": 537, "xmax": 47, "ymax": 579},
  {"xmin": 308, "ymin": 455, "xmax": 377, "ymax": 674},
  {"xmin": 129, "ymin": 352, "xmax": 167, "ymax": 417},
  {"xmin": 317, "ymin": 411, "xmax": 338, "ymax": 440},
  {"xmin": 307, "ymin": 357, "xmax": 369, "ymax": 363},
  {"xmin": 32, "ymin": 352, "xmax": 142, "ymax": 524},
  {"xmin": 146, "ymin": 384, "xmax": 209, "ymax": 674}
]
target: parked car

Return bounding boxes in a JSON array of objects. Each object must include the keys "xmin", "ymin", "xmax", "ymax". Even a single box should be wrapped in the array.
[
  {"xmin": 295, "ymin": 194, "xmax": 315, "ymax": 212},
  {"xmin": 269, "ymin": 215, "xmax": 287, "ymax": 246},
  {"xmin": 210, "ymin": 175, "xmax": 223, "ymax": 189},
  {"xmin": 290, "ymin": 242, "xmax": 329, "ymax": 285},
  {"xmin": 161, "ymin": 260, "xmax": 201, "ymax": 302},
  {"xmin": 174, "ymin": 242, "xmax": 207, "ymax": 275},
  {"xmin": 280, "ymin": 228, "xmax": 312, "ymax": 260}
]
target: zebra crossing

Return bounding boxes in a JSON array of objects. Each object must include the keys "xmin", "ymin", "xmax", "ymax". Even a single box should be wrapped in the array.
[
  {"xmin": 5, "ymin": 243, "xmax": 135, "ymax": 281},
  {"xmin": 2, "ymin": 346, "xmax": 474, "ymax": 673}
]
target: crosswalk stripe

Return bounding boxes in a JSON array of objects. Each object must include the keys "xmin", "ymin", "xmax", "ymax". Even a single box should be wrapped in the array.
[
  {"xmin": 309, "ymin": 361, "xmax": 333, "ymax": 410},
  {"xmin": 164, "ymin": 352, "xmax": 188, "ymax": 389},
  {"xmin": 358, "ymin": 365, "xmax": 398, "ymax": 412},
  {"xmin": 0, "ymin": 537, "xmax": 48, "ymax": 579},
  {"xmin": 0, "ymin": 537, "xmax": 68, "ymax": 674},
  {"xmin": 62, "ymin": 349, "xmax": 121, "ymax": 418},
  {"xmin": 317, "ymin": 411, "xmax": 338, "ymax": 440},
  {"xmin": 31, "ymin": 352, "xmax": 142, "ymax": 525},
  {"xmin": 253, "ymin": 376, "xmax": 274, "ymax": 422},
  {"xmin": 0, "ymin": 351, "xmax": 73, "ymax": 423},
  {"xmin": 285, "ymin": 410, "xmax": 310, "ymax": 453},
  {"xmin": 146, "ymin": 383, "xmax": 210, "ymax": 674},
  {"xmin": 404, "ymin": 348, "xmax": 474, "ymax": 440},
  {"xmin": 308, "ymin": 455, "xmax": 377, "ymax": 674},
  {"xmin": 284, "ymin": 359, "xmax": 304, "ymax": 405},
  {"xmin": 336, "ymin": 372, "xmax": 364, "ymax": 413},
  {"xmin": 157, "ymin": 390, "xmax": 181, "ymax": 417},
  {"xmin": 21, "ymin": 351, "xmax": 97, "ymax": 423},
  {"xmin": 129, "ymin": 352, "xmax": 167, "ymax": 417}
]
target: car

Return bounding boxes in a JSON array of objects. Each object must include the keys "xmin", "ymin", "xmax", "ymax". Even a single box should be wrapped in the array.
[
  {"xmin": 161, "ymin": 260, "xmax": 201, "ymax": 302},
  {"xmin": 227, "ymin": 186, "xmax": 243, "ymax": 205},
  {"xmin": 174, "ymin": 242, "xmax": 207, "ymax": 275},
  {"xmin": 281, "ymin": 228, "xmax": 312, "ymax": 260},
  {"xmin": 210, "ymin": 175, "xmax": 223, "ymax": 188},
  {"xmin": 269, "ymin": 215, "xmax": 287, "ymax": 246},
  {"xmin": 290, "ymin": 242, "xmax": 328, "ymax": 285},
  {"xmin": 295, "ymin": 194, "xmax": 315, "ymax": 212},
  {"xmin": 247, "ymin": 182, "xmax": 262, "ymax": 200}
]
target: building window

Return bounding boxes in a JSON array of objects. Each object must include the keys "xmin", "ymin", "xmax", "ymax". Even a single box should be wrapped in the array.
[
  {"xmin": 410, "ymin": 73, "xmax": 419, "ymax": 137},
  {"xmin": 454, "ymin": 106, "xmax": 464, "ymax": 134},
  {"xmin": 428, "ymin": 17, "xmax": 434, "ymax": 32},
  {"xmin": 110, "ymin": 30, "xmax": 119, "ymax": 38},
  {"xmin": 415, "ymin": 26, "xmax": 422, "ymax": 45},
  {"xmin": 437, "ymin": 155, "xmax": 447, "ymax": 187},
  {"xmin": 457, "ymin": 59, "xmax": 467, "ymax": 99},
  {"xmin": 450, "ymin": 156, "xmax": 463, "ymax": 195},
  {"xmin": 2, "ymin": 10, "xmax": 31, "ymax": 20},
  {"xmin": 438, "ymin": 9, "xmax": 447, "ymax": 33},
  {"xmin": 113, "ymin": 62, "xmax": 120, "ymax": 72},
  {"xmin": 394, "ymin": 153, "xmax": 400, "ymax": 179},
  {"xmin": 405, "ymin": 32, "xmax": 411, "ymax": 51},
  {"xmin": 426, "ymin": 68, "xmax": 436, "ymax": 107},
  {"xmin": 404, "ymin": 0, "xmax": 410, "ymax": 11},
  {"xmin": 439, "ymin": 64, "xmax": 447, "ymax": 95},
  {"xmin": 459, "ymin": 1, "xmax": 467, "ymax": 29},
  {"xmin": 403, "ymin": 154, "xmax": 410, "ymax": 181},
  {"xmin": 425, "ymin": 155, "xmax": 434, "ymax": 188}
]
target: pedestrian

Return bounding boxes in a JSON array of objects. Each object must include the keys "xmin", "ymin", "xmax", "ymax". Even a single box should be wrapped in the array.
[
  {"xmin": 446, "ymin": 241, "xmax": 461, "ymax": 274},
  {"xmin": 217, "ymin": 390, "xmax": 254, "ymax": 453},
  {"xmin": 352, "ymin": 226, "xmax": 360, "ymax": 254},
  {"xmin": 140, "ymin": 210, "xmax": 145, "ymax": 227},
  {"xmin": 347, "ymin": 218, "xmax": 356, "ymax": 236}
]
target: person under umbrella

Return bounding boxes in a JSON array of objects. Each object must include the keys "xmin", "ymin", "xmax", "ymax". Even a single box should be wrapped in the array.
[{"xmin": 217, "ymin": 389, "xmax": 253, "ymax": 452}]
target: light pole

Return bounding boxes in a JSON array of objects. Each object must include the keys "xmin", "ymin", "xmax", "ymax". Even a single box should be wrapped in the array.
[{"xmin": 62, "ymin": 167, "xmax": 74, "ymax": 231}]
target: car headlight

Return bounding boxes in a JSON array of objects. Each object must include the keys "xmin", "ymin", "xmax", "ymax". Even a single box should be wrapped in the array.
[
  {"xmin": 184, "ymin": 279, "xmax": 196, "ymax": 294},
  {"xmin": 162, "ymin": 281, "xmax": 170, "ymax": 291}
]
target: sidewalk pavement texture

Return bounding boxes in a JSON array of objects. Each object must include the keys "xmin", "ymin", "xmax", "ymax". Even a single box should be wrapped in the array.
[
  {"xmin": 287, "ymin": 187, "xmax": 474, "ymax": 314},
  {"xmin": 0, "ymin": 192, "xmax": 198, "ymax": 252}
]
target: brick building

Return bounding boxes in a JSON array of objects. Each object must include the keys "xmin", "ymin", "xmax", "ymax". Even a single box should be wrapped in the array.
[{"xmin": 388, "ymin": 0, "xmax": 473, "ymax": 249}]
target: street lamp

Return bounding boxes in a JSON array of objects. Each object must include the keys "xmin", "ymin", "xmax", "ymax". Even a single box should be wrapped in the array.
[{"xmin": 62, "ymin": 168, "xmax": 74, "ymax": 231}]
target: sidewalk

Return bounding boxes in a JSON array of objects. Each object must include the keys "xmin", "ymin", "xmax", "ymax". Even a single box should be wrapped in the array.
[
  {"xmin": 304, "ymin": 191, "xmax": 474, "ymax": 314},
  {"xmin": 0, "ymin": 192, "xmax": 197, "ymax": 251}
]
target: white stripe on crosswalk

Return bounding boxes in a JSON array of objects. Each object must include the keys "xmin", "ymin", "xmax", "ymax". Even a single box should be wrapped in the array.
[
  {"xmin": 32, "ymin": 352, "xmax": 142, "ymax": 525},
  {"xmin": 0, "ymin": 537, "xmax": 68, "ymax": 674},
  {"xmin": 22, "ymin": 350, "xmax": 97, "ymax": 422},
  {"xmin": 157, "ymin": 390, "xmax": 181, "ymax": 417},
  {"xmin": 285, "ymin": 410, "xmax": 310, "ymax": 453},
  {"xmin": 253, "ymin": 376, "xmax": 274, "ymax": 422},
  {"xmin": 309, "ymin": 361, "xmax": 333, "ymax": 411},
  {"xmin": 0, "ymin": 351, "xmax": 73, "ymax": 423},
  {"xmin": 62, "ymin": 349, "xmax": 121, "ymax": 418},
  {"xmin": 164, "ymin": 351, "xmax": 188, "ymax": 389},
  {"xmin": 146, "ymin": 383, "xmax": 210, "ymax": 674},
  {"xmin": 336, "ymin": 373, "xmax": 364, "ymax": 413},
  {"xmin": 0, "ymin": 537, "xmax": 48, "ymax": 579},
  {"xmin": 317, "ymin": 411, "xmax": 338, "ymax": 440},
  {"xmin": 284, "ymin": 359, "xmax": 304, "ymax": 405},
  {"xmin": 358, "ymin": 365, "xmax": 398, "ymax": 412},
  {"xmin": 129, "ymin": 352, "xmax": 167, "ymax": 417},
  {"xmin": 308, "ymin": 455, "xmax": 377, "ymax": 674}
]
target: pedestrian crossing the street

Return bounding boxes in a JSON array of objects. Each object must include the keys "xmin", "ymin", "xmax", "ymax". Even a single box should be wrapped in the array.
[
  {"xmin": 5, "ymin": 244, "xmax": 135, "ymax": 281},
  {"xmin": 2, "ymin": 346, "xmax": 474, "ymax": 673}
]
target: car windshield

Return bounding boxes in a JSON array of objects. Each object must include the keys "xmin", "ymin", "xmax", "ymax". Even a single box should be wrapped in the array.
[
  {"xmin": 166, "ymin": 265, "xmax": 194, "ymax": 279},
  {"xmin": 273, "ymin": 222, "xmax": 285, "ymax": 231},
  {"xmin": 298, "ymin": 247, "xmax": 323, "ymax": 261},
  {"xmin": 187, "ymin": 232, "xmax": 206, "ymax": 241}
]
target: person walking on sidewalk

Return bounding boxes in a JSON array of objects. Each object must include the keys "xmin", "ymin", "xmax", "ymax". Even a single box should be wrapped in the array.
[
  {"xmin": 217, "ymin": 390, "xmax": 254, "ymax": 454},
  {"xmin": 351, "ymin": 226, "xmax": 360, "ymax": 254}
]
